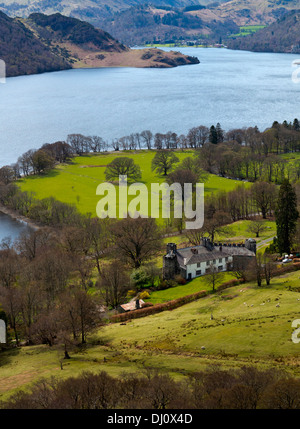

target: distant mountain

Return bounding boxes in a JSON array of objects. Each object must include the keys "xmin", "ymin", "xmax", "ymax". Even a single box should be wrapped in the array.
[
  {"xmin": 1, "ymin": 0, "xmax": 295, "ymax": 27},
  {"xmin": 0, "ymin": 0, "xmax": 228, "ymax": 22},
  {"xmin": 96, "ymin": 5, "xmax": 240, "ymax": 45},
  {"xmin": 227, "ymin": 9, "xmax": 300, "ymax": 53},
  {"xmin": 1, "ymin": 0, "xmax": 298, "ymax": 46},
  {"xmin": 0, "ymin": 11, "xmax": 199, "ymax": 77}
]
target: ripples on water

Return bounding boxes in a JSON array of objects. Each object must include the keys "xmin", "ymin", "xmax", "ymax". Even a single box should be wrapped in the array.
[
  {"xmin": 0, "ymin": 48, "xmax": 300, "ymax": 167},
  {"xmin": 1, "ymin": 47, "xmax": 300, "ymax": 239}
]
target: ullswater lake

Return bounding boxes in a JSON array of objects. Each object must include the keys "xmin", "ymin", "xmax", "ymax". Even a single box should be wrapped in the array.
[
  {"xmin": 1, "ymin": 47, "xmax": 300, "ymax": 168},
  {"xmin": 1, "ymin": 46, "xmax": 300, "ymax": 240},
  {"xmin": 0, "ymin": 212, "xmax": 31, "ymax": 243}
]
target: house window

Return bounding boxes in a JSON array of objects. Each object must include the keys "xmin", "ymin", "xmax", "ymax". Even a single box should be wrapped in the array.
[
  {"xmin": 213, "ymin": 259, "xmax": 216, "ymax": 264},
  {"xmin": 219, "ymin": 258, "xmax": 222, "ymax": 263},
  {"xmin": 197, "ymin": 262, "xmax": 201, "ymax": 268},
  {"xmin": 196, "ymin": 270, "xmax": 201, "ymax": 275},
  {"xmin": 206, "ymin": 261, "xmax": 210, "ymax": 266}
]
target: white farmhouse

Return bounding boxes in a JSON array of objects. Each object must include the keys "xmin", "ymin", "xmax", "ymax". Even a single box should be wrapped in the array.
[{"xmin": 163, "ymin": 238, "xmax": 256, "ymax": 280}]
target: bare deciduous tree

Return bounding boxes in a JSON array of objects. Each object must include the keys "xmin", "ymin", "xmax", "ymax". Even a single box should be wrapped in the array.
[{"xmin": 110, "ymin": 217, "xmax": 162, "ymax": 268}]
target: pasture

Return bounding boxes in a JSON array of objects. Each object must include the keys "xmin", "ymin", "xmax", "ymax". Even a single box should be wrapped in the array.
[
  {"xmin": 18, "ymin": 150, "xmax": 251, "ymax": 217},
  {"xmin": 1, "ymin": 270, "xmax": 300, "ymax": 400}
]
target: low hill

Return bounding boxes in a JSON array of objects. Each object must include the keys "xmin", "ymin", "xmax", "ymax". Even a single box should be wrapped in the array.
[
  {"xmin": 0, "ymin": 11, "xmax": 199, "ymax": 77},
  {"xmin": 227, "ymin": 9, "xmax": 300, "ymax": 53},
  {"xmin": 0, "ymin": 11, "xmax": 70, "ymax": 77},
  {"xmin": 27, "ymin": 12, "xmax": 127, "ymax": 52}
]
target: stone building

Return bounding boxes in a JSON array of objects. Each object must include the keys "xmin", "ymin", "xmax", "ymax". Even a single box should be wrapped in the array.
[{"xmin": 163, "ymin": 238, "xmax": 256, "ymax": 281}]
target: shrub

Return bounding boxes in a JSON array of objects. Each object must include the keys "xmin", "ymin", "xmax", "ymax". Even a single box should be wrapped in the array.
[
  {"xmin": 139, "ymin": 290, "xmax": 150, "ymax": 300},
  {"xmin": 157, "ymin": 279, "xmax": 178, "ymax": 290},
  {"xmin": 216, "ymin": 278, "xmax": 244, "ymax": 292},
  {"xmin": 174, "ymin": 275, "xmax": 187, "ymax": 285},
  {"xmin": 130, "ymin": 268, "xmax": 151, "ymax": 290},
  {"xmin": 110, "ymin": 290, "xmax": 207, "ymax": 323},
  {"xmin": 126, "ymin": 290, "xmax": 136, "ymax": 298}
]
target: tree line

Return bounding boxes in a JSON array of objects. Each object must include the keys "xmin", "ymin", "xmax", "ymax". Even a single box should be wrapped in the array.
[
  {"xmin": 2, "ymin": 365, "xmax": 300, "ymax": 409},
  {"xmin": 2, "ymin": 118, "xmax": 300, "ymax": 182},
  {"xmin": 0, "ymin": 190, "xmax": 164, "ymax": 350}
]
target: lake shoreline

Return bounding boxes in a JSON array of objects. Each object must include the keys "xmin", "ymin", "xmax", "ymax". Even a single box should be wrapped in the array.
[
  {"xmin": 2, "ymin": 48, "xmax": 300, "ymax": 167},
  {"xmin": 0, "ymin": 204, "xmax": 40, "ymax": 231}
]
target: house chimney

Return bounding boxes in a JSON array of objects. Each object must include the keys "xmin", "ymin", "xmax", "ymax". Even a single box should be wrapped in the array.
[
  {"xmin": 203, "ymin": 237, "xmax": 214, "ymax": 251},
  {"xmin": 166, "ymin": 243, "xmax": 177, "ymax": 255},
  {"xmin": 245, "ymin": 238, "xmax": 257, "ymax": 254}
]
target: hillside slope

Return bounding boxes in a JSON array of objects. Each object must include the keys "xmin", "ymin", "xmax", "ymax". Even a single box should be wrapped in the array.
[
  {"xmin": 27, "ymin": 12, "xmax": 127, "ymax": 52},
  {"xmin": 97, "ymin": 5, "xmax": 240, "ymax": 45},
  {"xmin": 0, "ymin": 11, "xmax": 199, "ymax": 77},
  {"xmin": 228, "ymin": 9, "xmax": 300, "ymax": 53},
  {"xmin": 0, "ymin": 1, "xmax": 298, "ymax": 45},
  {"xmin": 2, "ymin": 270, "xmax": 300, "ymax": 400},
  {"xmin": 0, "ymin": 0, "xmax": 228, "ymax": 22},
  {"xmin": 0, "ymin": 11, "xmax": 70, "ymax": 77},
  {"xmin": 80, "ymin": 1, "xmax": 300, "ymax": 45},
  {"xmin": 210, "ymin": 0, "xmax": 300, "ymax": 26}
]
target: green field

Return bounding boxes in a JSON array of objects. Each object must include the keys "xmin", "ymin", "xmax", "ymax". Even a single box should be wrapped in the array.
[
  {"xmin": 18, "ymin": 150, "xmax": 251, "ymax": 217},
  {"xmin": 2, "ymin": 270, "xmax": 300, "ymax": 400},
  {"xmin": 144, "ymin": 272, "xmax": 236, "ymax": 304},
  {"xmin": 229, "ymin": 25, "xmax": 266, "ymax": 38}
]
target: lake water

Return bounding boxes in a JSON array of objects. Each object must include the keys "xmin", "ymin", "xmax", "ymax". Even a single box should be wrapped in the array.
[
  {"xmin": 1, "ymin": 47, "xmax": 300, "ymax": 168},
  {"xmin": 0, "ymin": 212, "xmax": 31, "ymax": 243},
  {"xmin": 1, "ymin": 46, "xmax": 300, "ymax": 240}
]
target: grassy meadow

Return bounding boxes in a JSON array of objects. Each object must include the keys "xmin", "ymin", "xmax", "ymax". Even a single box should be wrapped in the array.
[
  {"xmin": 2, "ymin": 270, "xmax": 300, "ymax": 400},
  {"xmin": 18, "ymin": 150, "xmax": 251, "ymax": 218},
  {"xmin": 229, "ymin": 25, "xmax": 266, "ymax": 38}
]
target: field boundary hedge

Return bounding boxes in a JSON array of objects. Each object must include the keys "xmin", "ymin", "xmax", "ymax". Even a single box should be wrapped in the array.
[
  {"xmin": 110, "ymin": 290, "xmax": 208, "ymax": 323},
  {"xmin": 110, "ymin": 263, "xmax": 300, "ymax": 323},
  {"xmin": 216, "ymin": 278, "xmax": 245, "ymax": 292},
  {"xmin": 274, "ymin": 262, "xmax": 300, "ymax": 275}
]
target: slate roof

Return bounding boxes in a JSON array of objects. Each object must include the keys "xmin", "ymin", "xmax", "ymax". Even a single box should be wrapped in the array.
[{"xmin": 176, "ymin": 245, "xmax": 255, "ymax": 266}]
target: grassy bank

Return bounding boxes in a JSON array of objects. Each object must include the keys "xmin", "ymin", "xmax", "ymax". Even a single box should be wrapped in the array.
[{"xmin": 2, "ymin": 269, "xmax": 300, "ymax": 400}]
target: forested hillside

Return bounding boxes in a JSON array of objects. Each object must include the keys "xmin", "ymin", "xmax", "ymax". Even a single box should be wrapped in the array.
[
  {"xmin": 228, "ymin": 10, "xmax": 300, "ymax": 53},
  {"xmin": 27, "ymin": 12, "xmax": 127, "ymax": 52},
  {"xmin": 0, "ymin": 0, "xmax": 219, "ymax": 21},
  {"xmin": 0, "ymin": 0, "xmax": 299, "ymax": 45},
  {"xmin": 97, "ymin": 5, "xmax": 240, "ymax": 45},
  {"xmin": 0, "ymin": 11, "xmax": 70, "ymax": 77},
  {"xmin": 0, "ymin": 11, "xmax": 199, "ymax": 77}
]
